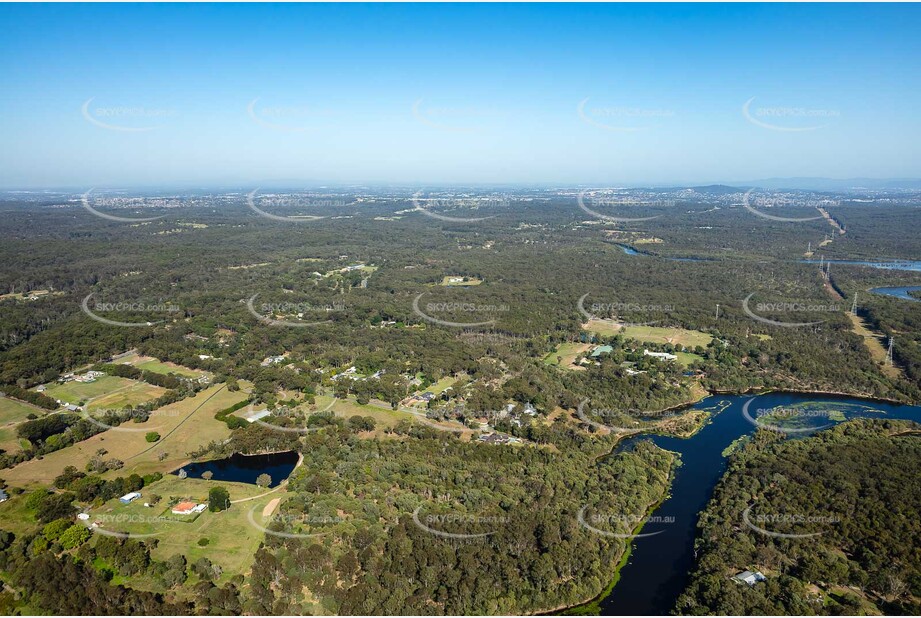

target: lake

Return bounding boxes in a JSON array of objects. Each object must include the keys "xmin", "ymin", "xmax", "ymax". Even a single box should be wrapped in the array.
[
  {"xmin": 579, "ymin": 392, "xmax": 921, "ymax": 616},
  {"xmin": 175, "ymin": 450, "xmax": 299, "ymax": 487},
  {"xmin": 870, "ymin": 285, "xmax": 921, "ymax": 302}
]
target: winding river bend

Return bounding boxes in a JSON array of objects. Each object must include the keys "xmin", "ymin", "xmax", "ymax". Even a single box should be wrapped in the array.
[{"xmin": 581, "ymin": 392, "xmax": 921, "ymax": 616}]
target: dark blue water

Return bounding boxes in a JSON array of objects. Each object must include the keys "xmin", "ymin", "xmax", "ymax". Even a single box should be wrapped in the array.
[
  {"xmin": 594, "ymin": 392, "xmax": 921, "ymax": 616},
  {"xmin": 175, "ymin": 450, "xmax": 298, "ymax": 487},
  {"xmin": 614, "ymin": 243, "xmax": 709, "ymax": 262},
  {"xmin": 870, "ymin": 285, "xmax": 921, "ymax": 302}
]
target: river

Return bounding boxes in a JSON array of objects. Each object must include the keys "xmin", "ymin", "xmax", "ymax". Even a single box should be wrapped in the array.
[{"xmin": 580, "ymin": 392, "xmax": 921, "ymax": 616}]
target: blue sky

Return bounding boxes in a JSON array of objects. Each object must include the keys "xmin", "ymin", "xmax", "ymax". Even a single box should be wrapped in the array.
[{"xmin": 1, "ymin": 3, "xmax": 920, "ymax": 188}]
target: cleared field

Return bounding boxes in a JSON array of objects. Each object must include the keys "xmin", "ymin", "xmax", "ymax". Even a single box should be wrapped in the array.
[
  {"xmin": 0, "ymin": 395, "xmax": 42, "ymax": 424},
  {"xmin": 583, "ymin": 320, "xmax": 713, "ymax": 348},
  {"xmin": 0, "ymin": 426, "xmax": 29, "ymax": 455},
  {"xmin": 88, "ymin": 475, "xmax": 274, "ymax": 584},
  {"xmin": 543, "ymin": 342, "xmax": 592, "ymax": 369},
  {"xmin": 118, "ymin": 352, "xmax": 206, "ymax": 378},
  {"xmin": 426, "ymin": 376, "xmax": 457, "ymax": 394},
  {"xmin": 41, "ymin": 375, "xmax": 166, "ymax": 412},
  {"xmin": 86, "ymin": 383, "xmax": 167, "ymax": 413},
  {"xmin": 674, "ymin": 351, "xmax": 705, "ymax": 368},
  {"xmin": 441, "ymin": 276, "xmax": 483, "ymax": 286},
  {"xmin": 0, "ymin": 491, "xmax": 40, "ymax": 536},
  {"xmin": 847, "ymin": 313, "xmax": 903, "ymax": 380},
  {"xmin": 3, "ymin": 384, "xmax": 247, "ymax": 487}
]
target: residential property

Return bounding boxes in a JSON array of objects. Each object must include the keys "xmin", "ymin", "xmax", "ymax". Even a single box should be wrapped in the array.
[
  {"xmin": 171, "ymin": 501, "xmax": 207, "ymax": 515},
  {"xmin": 732, "ymin": 570, "xmax": 766, "ymax": 586},
  {"xmin": 119, "ymin": 491, "xmax": 142, "ymax": 504},
  {"xmin": 590, "ymin": 345, "xmax": 614, "ymax": 358},
  {"xmin": 74, "ymin": 370, "xmax": 105, "ymax": 383},
  {"xmin": 261, "ymin": 355, "xmax": 286, "ymax": 367},
  {"xmin": 643, "ymin": 349, "xmax": 678, "ymax": 361}
]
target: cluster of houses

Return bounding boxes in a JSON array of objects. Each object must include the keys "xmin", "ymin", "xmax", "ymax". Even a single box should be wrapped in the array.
[
  {"xmin": 55, "ymin": 370, "xmax": 105, "ymax": 384},
  {"xmin": 261, "ymin": 355, "xmax": 286, "ymax": 367}
]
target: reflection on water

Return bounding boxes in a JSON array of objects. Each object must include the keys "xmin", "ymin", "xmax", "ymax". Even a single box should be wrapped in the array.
[{"xmin": 587, "ymin": 393, "xmax": 921, "ymax": 616}]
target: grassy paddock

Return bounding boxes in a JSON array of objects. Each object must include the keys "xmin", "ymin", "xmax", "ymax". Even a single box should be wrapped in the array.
[
  {"xmin": 2, "ymin": 384, "xmax": 247, "ymax": 487},
  {"xmin": 584, "ymin": 320, "xmax": 713, "ymax": 348}
]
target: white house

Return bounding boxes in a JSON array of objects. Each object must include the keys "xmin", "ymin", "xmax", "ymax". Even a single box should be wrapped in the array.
[
  {"xmin": 643, "ymin": 349, "xmax": 678, "ymax": 361},
  {"xmin": 732, "ymin": 570, "xmax": 766, "ymax": 586},
  {"xmin": 119, "ymin": 492, "xmax": 141, "ymax": 504}
]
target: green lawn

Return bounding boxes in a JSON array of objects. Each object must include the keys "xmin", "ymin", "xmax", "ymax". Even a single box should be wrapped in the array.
[
  {"xmin": 674, "ymin": 352, "xmax": 705, "ymax": 368},
  {"xmin": 543, "ymin": 342, "xmax": 592, "ymax": 368},
  {"xmin": 116, "ymin": 352, "xmax": 207, "ymax": 378},
  {"xmin": 0, "ymin": 395, "xmax": 41, "ymax": 425},
  {"xmin": 88, "ymin": 475, "xmax": 278, "ymax": 584}
]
